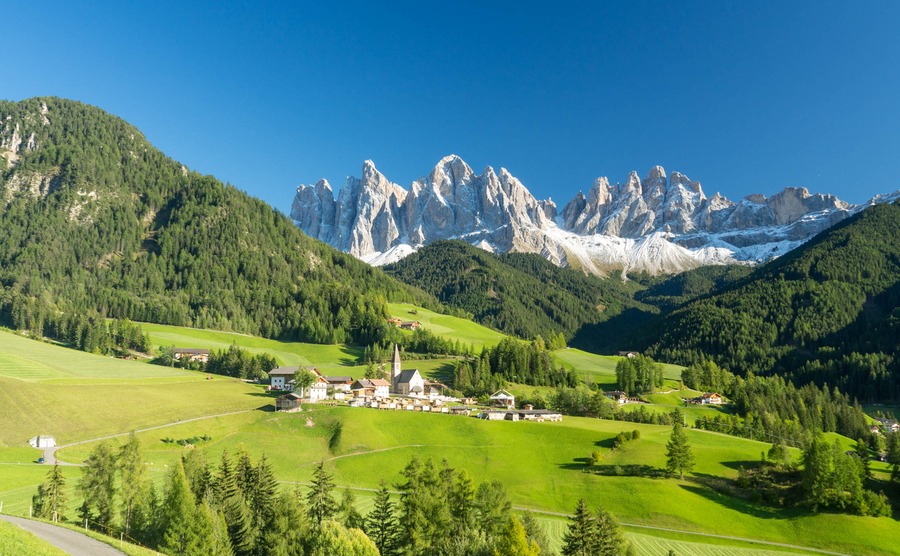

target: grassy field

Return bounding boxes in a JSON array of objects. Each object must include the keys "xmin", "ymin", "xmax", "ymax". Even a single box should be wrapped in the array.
[
  {"xmin": 0, "ymin": 330, "xmax": 266, "ymax": 447},
  {"xmin": 48, "ymin": 406, "xmax": 900, "ymax": 555},
  {"xmin": 0, "ymin": 520, "xmax": 69, "ymax": 556},
  {"xmin": 3, "ymin": 330, "xmax": 900, "ymax": 555},
  {"xmin": 553, "ymin": 347, "xmax": 684, "ymax": 388},
  {"xmin": 386, "ymin": 302, "xmax": 506, "ymax": 350}
]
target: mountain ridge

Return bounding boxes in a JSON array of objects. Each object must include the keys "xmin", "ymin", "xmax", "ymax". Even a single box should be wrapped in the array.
[{"xmin": 292, "ymin": 155, "xmax": 900, "ymax": 275}]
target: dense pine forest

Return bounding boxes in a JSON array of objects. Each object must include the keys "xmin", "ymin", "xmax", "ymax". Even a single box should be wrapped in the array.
[
  {"xmin": 0, "ymin": 98, "xmax": 436, "ymax": 345},
  {"xmin": 641, "ymin": 203, "xmax": 900, "ymax": 401},
  {"xmin": 384, "ymin": 240, "xmax": 651, "ymax": 345}
]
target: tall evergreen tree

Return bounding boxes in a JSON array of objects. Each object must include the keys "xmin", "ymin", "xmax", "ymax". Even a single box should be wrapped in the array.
[
  {"xmin": 665, "ymin": 415, "xmax": 694, "ymax": 480},
  {"xmin": 365, "ymin": 480, "xmax": 400, "ymax": 556},
  {"xmin": 493, "ymin": 515, "xmax": 541, "ymax": 556},
  {"xmin": 561, "ymin": 498, "xmax": 596, "ymax": 556},
  {"xmin": 594, "ymin": 505, "xmax": 626, "ymax": 556},
  {"xmin": 33, "ymin": 463, "xmax": 67, "ymax": 522},
  {"xmin": 78, "ymin": 440, "xmax": 118, "ymax": 531},
  {"xmin": 159, "ymin": 462, "xmax": 205, "ymax": 556},
  {"xmin": 306, "ymin": 462, "xmax": 337, "ymax": 526},
  {"xmin": 119, "ymin": 432, "xmax": 149, "ymax": 537},
  {"xmin": 339, "ymin": 487, "xmax": 365, "ymax": 530}
]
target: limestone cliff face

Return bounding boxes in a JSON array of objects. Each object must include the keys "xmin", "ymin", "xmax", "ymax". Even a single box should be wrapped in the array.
[{"xmin": 291, "ymin": 156, "xmax": 894, "ymax": 275}]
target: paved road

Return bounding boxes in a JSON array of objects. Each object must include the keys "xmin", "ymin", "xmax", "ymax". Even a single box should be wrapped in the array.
[{"xmin": 0, "ymin": 514, "xmax": 125, "ymax": 555}]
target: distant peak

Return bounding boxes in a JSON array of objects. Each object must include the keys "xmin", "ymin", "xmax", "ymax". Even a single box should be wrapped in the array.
[{"xmin": 646, "ymin": 165, "xmax": 667, "ymax": 180}]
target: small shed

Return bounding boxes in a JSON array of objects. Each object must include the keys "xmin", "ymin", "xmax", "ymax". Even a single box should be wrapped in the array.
[
  {"xmin": 28, "ymin": 435, "xmax": 56, "ymax": 449},
  {"xmin": 275, "ymin": 393, "xmax": 303, "ymax": 412}
]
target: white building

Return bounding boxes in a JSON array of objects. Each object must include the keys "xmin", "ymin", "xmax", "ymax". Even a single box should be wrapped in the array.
[{"xmin": 29, "ymin": 435, "xmax": 56, "ymax": 449}]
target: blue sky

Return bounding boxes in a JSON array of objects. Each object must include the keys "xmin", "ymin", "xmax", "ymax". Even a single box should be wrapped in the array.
[{"xmin": 5, "ymin": 1, "xmax": 900, "ymax": 210}]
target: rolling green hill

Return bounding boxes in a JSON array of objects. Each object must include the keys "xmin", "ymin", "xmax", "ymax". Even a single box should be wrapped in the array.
[
  {"xmin": 0, "ymin": 97, "xmax": 436, "ymax": 347},
  {"xmin": 636, "ymin": 203, "xmax": 900, "ymax": 401},
  {"xmin": 384, "ymin": 240, "xmax": 653, "ymax": 346}
]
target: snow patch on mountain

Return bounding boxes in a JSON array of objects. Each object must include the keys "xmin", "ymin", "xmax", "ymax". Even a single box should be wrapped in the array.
[{"xmin": 292, "ymin": 157, "xmax": 900, "ymax": 276}]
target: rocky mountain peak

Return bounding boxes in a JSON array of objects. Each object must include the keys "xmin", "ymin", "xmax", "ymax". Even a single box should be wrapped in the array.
[{"xmin": 291, "ymin": 156, "xmax": 891, "ymax": 276}]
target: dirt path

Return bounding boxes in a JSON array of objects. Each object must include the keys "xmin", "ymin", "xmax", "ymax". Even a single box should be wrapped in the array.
[
  {"xmin": 0, "ymin": 514, "xmax": 125, "ymax": 555},
  {"xmin": 47, "ymin": 409, "xmax": 254, "ymax": 465}
]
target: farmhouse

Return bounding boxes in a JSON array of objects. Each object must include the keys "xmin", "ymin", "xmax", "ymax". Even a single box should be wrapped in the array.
[
  {"xmin": 701, "ymin": 392, "xmax": 724, "ymax": 405},
  {"xmin": 618, "ymin": 351, "xmax": 639, "ymax": 358},
  {"xmin": 399, "ymin": 320, "xmax": 421, "ymax": 330},
  {"xmin": 387, "ymin": 317, "xmax": 402, "ymax": 326},
  {"xmin": 28, "ymin": 435, "xmax": 56, "ymax": 449},
  {"xmin": 604, "ymin": 390, "xmax": 628, "ymax": 404},
  {"xmin": 268, "ymin": 366, "xmax": 300, "ymax": 390},
  {"xmin": 324, "ymin": 376, "xmax": 353, "ymax": 393},
  {"xmin": 174, "ymin": 348, "xmax": 210, "ymax": 363},
  {"xmin": 275, "ymin": 393, "xmax": 302, "ymax": 412},
  {"xmin": 490, "ymin": 390, "xmax": 516, "ymax": 409},
  {"xmin": 351, "ymin": 378, "xmax": 392, "ymax": 399}
]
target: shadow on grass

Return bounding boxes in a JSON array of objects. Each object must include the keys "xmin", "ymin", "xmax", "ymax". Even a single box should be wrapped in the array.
[
  {"xmin": 594, "ymin": 437, "xmax": 616, "ymax": 449},
  {"xmin": 560, "ymin": 459, "xmax": 667, "ymax": 479},
  {"xmin": 678, "ymin": 479, "xmax": 791, "ymax": 520},
  {"xmin": 719, "ymin": 459, "xmax": 764, "ymax": 472}
]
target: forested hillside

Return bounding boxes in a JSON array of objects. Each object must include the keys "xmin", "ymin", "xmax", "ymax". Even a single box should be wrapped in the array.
[
  {"xmin": 644, "ymin": 202, "xmax": 900, "ymax": 401},
  {"xmin": 384, "ymin": 240, "xmax": 652, "ymax": 344},
  {"xmin": 0, "ymin": 97, "xmax": 436, "ymax": 344}
]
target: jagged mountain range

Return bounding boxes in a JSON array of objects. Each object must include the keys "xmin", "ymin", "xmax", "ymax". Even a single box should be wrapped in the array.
[{"xmin": 292, "ymin": 155, "xmax": 900, "ymax": 275}]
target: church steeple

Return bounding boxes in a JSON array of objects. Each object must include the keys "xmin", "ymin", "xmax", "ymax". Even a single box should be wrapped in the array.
[{"xmin": 391, "ymin": 343, "xmax": 401, "ymax": 391}]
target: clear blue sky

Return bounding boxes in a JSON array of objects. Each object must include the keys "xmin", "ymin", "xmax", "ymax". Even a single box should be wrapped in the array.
[{"xmin": 5, "ymin": 1, "xmax": 900, "ymax": 210}]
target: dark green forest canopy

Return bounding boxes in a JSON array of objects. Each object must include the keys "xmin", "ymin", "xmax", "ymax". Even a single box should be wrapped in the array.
[
  {"xmin": 384, "ymin": 239, "xmax": 652, "ymax": 345},
  {"xmin": 0, "ymin": 97, "xmax": 437, "ymax": 344},
  {"xmin": 643, "ymin": 202, "xmax": 900, "ymax": 401}
]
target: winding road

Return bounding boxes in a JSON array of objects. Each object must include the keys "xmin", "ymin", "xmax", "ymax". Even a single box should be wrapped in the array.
[{"xmin": 0, "ymin": 515, "xmax": 125, "ymax": 555}]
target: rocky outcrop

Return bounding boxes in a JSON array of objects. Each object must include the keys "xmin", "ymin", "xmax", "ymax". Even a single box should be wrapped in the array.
[{"xmin": 292, "ymin": 156, "xmax": 895, "ymax": 276}]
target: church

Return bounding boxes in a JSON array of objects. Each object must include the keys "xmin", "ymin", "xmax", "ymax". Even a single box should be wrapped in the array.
[{"xmin": 391, "ymin": 344, "xmax": 424, "ymax": 396}]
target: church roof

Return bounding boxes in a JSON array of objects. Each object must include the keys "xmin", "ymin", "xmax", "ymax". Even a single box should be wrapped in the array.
[{"xmin": 396, "ymin": 369, "xmax": 421, "ymax": 384}]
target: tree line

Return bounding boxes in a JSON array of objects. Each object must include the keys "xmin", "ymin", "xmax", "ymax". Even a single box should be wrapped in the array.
[{"xmin": 31, "ymin": 434, "xmax": 644, "ymax": 555}]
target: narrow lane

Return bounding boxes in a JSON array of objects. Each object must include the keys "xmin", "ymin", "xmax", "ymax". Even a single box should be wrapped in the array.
[{"xmin": 0, "ymin": 515, "xmax": 125, "ymax": 556}]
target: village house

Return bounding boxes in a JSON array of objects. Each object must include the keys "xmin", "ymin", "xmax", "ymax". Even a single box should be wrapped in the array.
[
  {"xmin": 399, "ymin": 320, "xmax": 421, "ymax": 330},
  {"xmin": 478, "ymin": 409, "xmax": 563, "ymax": 422},
  {"xmin": 490, "ymin": 389, "xmax": 516, "ymax": 409},
  {"xmin": 28, "ymin": 435, "xmax": 56, "ymax": 449},
  {"xmin": 618, "ymin": 351, "xmax": 639, "ymax": 358},
  {"xmin": 604, "ymin": 390, "xmax": 628, "ymax": 404},
  {"xmin": 174, "ymin": 348, "xmax": 210, "ymax": 364},
  {"xmin": 275, "ymin": 393, "xmax": 303, "ymax": 412},
  {"xmin": 268, "ymin": 366, "xmax": 299, "ymax": 390},
  {"xmin": 324, "ymin": 375, "xmax": 353, "ymax": 393},
  {"xmin": 875, "ymin": 418, "xmax": 900, "ymax": 433},
  {"xmin": 351, "ymin": 378, "xmax": 392, "ymax": 399},
  {"xmin": 701, "ymin": 392, "xmax": 724, "ymax": 405}
]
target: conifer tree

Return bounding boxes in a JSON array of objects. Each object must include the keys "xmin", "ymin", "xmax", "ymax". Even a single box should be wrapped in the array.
[
  {"xmin": 216, "ymin": 450, "xmax": 253, "ymax": 556},
  {"xmin": 521, "ymin": 511, "xmax": 552, "ymax": 556},
  {"xmin": 339, "ymin": 487, "xmax": 365, "ymax": 530},
  {"xmin": 159, "ymin": 462, "xmax": 203, "ymax": 555},
  {"xmin": 33, "ymin": 463, "xmax": 67, "ymax": 522},
  {"xmin": 594, "ymin": 505, "xmax": 626, "ymax": 556},
  {"xmin": 306, "ymin": 461, "xmax": 337, "ymax": 526},
  {"xmin": 78, "ymin": 440, "xmax": 118, "ymax": 531},
  {"xmin": 261, "ymin": 489, "xmax": 309, "ymax": 556},
  {"xmin": 665, "ymin": 415, "xmax": 694, "ymax": 480},
  {"xmin": 365, "ymin": 480, "xmax": 400, "ymax": 556},
  {"xmin": 561, "ymin": 498, "xmax": 596, "ymax": 556},
  {"xmin": 119, "ymin": 432, "xmax": 150, "ymax": 537}
]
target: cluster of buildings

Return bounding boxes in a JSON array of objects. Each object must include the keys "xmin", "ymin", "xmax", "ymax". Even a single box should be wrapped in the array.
[
  {"xmin": 872, "ymin": 417, "xmax": 900, "ymax": 434},
  {"xmin": 685, "ymin": 392, "xmax": 724, "ymax": 405},
  {"xmin": 269, "ymin": 347, "xmax": 563, "ymax": 423},
  {"xmin": 386, "ymin": 318, "xmax": 422, "ymax": 330},
  {"xmin": 269, "ymin": 345, "xmax": 448, "ymax": 411}
]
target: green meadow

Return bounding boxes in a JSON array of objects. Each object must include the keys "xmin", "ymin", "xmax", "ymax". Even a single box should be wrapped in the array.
[
  {"xmin": 48, "ymin": 406, "xmax": 900, "ymax": 555},
  {"xmin": 2, "ymin": 329, "xmax": 899, "ymax": 555},
  {"xmin": 386, "ymin": 302, "xmax": 506, "ymax": 350}
]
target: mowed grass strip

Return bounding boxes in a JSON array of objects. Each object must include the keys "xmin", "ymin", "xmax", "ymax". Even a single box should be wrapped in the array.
[
  {"xmin": 0, "ymin": 330, "xmax": 196, "ymax": 381},
  {"xmin": 140, "ymin": 322, "xmax": 364, "ymax": 374}
]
